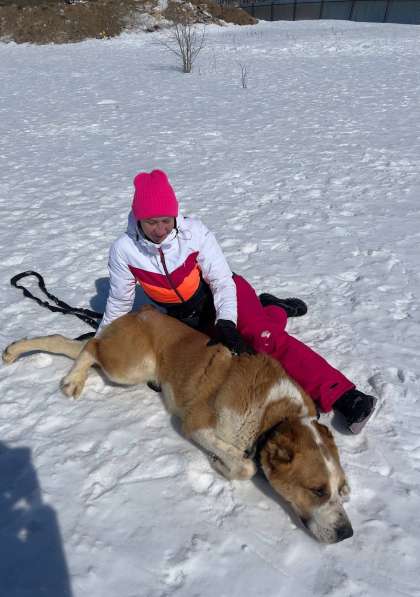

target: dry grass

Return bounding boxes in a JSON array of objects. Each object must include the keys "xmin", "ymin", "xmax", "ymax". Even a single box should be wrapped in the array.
[{"xmin": 0, "ymin": 0, "xmax": 256, "ymax": 44}]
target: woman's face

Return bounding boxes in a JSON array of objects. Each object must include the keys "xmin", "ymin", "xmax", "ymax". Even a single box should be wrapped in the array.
[{"xmin": 139, "ymin": 217, "xmax": 175, "ymax": 244}]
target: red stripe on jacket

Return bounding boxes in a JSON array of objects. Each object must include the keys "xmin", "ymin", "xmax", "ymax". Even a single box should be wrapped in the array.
[
  {"xmin": 128, "ymin": 251, "xmax": 201, "ymax": 303},
  {"xmin": 128, "ymin": 251, "xmax": 199, "ymax": 289}
]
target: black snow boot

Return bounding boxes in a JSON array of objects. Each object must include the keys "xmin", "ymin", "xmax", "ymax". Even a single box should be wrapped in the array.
[
  {"xmin": 259, "ymin": 293, "xmax": 308, "ymax": 318},
  {"xmin": 333, "ymin": 389, "xmax": 377, "ymax": 434}
]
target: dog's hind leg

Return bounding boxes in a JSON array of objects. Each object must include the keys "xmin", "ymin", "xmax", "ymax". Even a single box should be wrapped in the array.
[
  {"xmin": 60, "ymin": 340, "xmax": 98, "ymax": 399},
  {"xmin": 3, "ymin": 335, "xmax": 87, "ymax": 365}
]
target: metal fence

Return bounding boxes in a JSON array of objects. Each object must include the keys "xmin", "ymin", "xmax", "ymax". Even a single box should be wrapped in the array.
[{"xmin": 238, "ymin": 0, "xmax": 420, "ymax": 23}]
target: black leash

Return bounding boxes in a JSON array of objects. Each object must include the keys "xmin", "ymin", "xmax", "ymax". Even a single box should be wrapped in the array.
[{"xmin": 10, "ymin": 271, "xmax": 103, "ymax": 340}]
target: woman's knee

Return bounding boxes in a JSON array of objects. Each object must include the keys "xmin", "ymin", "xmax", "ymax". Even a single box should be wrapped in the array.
[{"xmin": 233, "ymin": 275, "xmax": 287, "ymax": 353}]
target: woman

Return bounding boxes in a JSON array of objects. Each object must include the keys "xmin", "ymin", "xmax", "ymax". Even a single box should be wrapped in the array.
[{"xmin": 97, "ymin": 170, "xmax": 377, "ymax": 434}]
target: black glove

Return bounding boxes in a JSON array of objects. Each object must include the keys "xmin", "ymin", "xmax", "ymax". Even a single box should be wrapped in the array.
[{"xmin": 207, "ymin": 319, "xmax": 255, "ymax": 356}]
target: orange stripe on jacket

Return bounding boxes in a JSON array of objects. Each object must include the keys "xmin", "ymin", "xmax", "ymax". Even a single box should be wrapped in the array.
[{"xmin": 138, "ymin": 264, "xmax": 201, "ymax": 304}]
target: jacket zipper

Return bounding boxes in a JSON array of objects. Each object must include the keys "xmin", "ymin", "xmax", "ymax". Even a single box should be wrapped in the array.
[{"xmin": 158, "ymin": 247, "xmax": 185, "ymax": 303}]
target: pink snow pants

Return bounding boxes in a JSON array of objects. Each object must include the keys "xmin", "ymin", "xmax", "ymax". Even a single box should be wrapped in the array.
[{"xmin": 233, "ymin": 275, "xmax": 354, "ymax": 412}]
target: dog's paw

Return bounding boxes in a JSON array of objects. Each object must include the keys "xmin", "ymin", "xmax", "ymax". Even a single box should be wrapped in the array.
[
  {"xmin": 60, "ymin": 375, "xmax": 85, "ymax": 399},
  {"xmin": 209, "ymin": 455, "xmax": 256, "ymax": 481},
  {"xmin": 209, "ymin": 455, "xmax": 231, "ymax": 479},
  {"xmin": 235, "ymin": 458, "xmax": 257, "ymax": 480},
  {"xmin": 2, "ymin": 343, "xmax": 19, "ymax": 365}
]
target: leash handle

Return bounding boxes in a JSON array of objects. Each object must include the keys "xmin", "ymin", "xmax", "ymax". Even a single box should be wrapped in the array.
[{"xmin": 10, "ymin": 270, "xmax": 103, "ymax": 330}]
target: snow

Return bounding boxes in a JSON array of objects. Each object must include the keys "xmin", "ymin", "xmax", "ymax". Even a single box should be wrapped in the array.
[{"xmin": 1, "ymin": 19, "xmax": 420, "ymax": 597}]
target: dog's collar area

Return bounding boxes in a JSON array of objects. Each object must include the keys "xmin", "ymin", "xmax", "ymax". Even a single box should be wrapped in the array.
[
  {"xmin": 244, "ymin": 420, "xmax": 286, "ymax": 467},
  {"xmin": 245, "ymin": 412, "xmax": 321, "ymax": 466}
]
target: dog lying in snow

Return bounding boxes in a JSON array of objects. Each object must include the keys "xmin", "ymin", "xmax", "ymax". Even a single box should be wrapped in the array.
[{"xmin": 3, "ymin": 305, "xmax": 353, "ymax": 543}]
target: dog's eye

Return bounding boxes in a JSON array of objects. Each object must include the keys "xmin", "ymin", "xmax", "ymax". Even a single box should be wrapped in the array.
[{"xmin": 310, "ymin": 486, "xmax": 327, "ymax": 498}]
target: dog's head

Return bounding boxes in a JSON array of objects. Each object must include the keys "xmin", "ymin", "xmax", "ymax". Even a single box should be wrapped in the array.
[{"xmin": 259, "ymin": 418, "xmax": 353, "ymax": 543}]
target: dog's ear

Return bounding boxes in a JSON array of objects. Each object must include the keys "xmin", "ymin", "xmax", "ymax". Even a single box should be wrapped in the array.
[
  {"xmin": 274, "ymin": 445, "xmax": 294, "ymax": 464},
  {"xmin": 264, "ymin": 438, "xmax": 295, "ymax": 470}
]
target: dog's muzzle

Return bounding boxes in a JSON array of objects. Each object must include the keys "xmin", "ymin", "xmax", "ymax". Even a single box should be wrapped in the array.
[{"xmin": 301, "ymin": 516, "xmax": 354, "ymax": 544}]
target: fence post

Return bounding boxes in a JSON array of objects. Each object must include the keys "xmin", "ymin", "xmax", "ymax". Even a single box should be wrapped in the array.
[
  {"xmin": 293, "ymin": 0, "xmax": 297, "ymax": 20},
  {"xmin": 319, "ymin": 0, "xmax": 324, "ymax": 18},
  {"xmin": 349, "ymin": 0, "xmax": 356, "ymax": 19}
]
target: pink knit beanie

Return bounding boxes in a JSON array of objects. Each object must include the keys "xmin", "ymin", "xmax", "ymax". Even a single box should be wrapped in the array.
[{"xmin": 132, "ymin": 170, "xmax": 179, "ymax": 220}]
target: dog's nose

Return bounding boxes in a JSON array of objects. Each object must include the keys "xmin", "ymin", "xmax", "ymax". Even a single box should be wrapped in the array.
[{"xmin": 336, "ymin": 524, "xmax": 354, "ymax": 542}]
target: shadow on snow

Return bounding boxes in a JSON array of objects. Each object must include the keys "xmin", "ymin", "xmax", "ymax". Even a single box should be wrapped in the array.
[{"xmin": 0, "ymin": 441, "xmax": 73, "ymax": 597}]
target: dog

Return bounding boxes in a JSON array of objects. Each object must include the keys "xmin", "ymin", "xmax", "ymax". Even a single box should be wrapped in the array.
[{"xmin": 2, "ymin": 305, "xmax": 353, "ymax": 543}]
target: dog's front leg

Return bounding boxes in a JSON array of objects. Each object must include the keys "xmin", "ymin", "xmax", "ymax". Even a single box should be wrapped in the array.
[
  {"xmin": 3, "ymin": 335, "xmax": 86, "ymax": 364},
  {"xmin": 60, "ymin": 341, "xmax": 98, "ymax": 399},
  {"xmin": 189, "ymin": 428, "xmax": 256, "ymax": 481}
]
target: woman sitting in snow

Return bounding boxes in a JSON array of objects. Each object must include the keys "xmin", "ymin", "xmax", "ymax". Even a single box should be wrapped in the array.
[{"xmin": 97, "ymin": 169, "xmax": 377, "ymax": 434}]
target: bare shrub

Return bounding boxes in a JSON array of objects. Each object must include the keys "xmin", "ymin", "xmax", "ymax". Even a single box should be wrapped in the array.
[
  {"xmin": 158, "ymin": 9, "xmax": 206, "ymax": 74},
  {"xmin": 239, "ymin": 62, "xmax": 249, "ymax": 89}
]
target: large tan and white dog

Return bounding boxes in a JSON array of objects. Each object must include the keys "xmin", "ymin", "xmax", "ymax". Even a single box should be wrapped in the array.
[{"xmin": 3, "ymin": 305, "xmax": 353, "ymax": 543}]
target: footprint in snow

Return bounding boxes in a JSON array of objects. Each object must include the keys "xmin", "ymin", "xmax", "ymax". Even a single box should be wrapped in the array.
[
  {"xmin": 64, "ymin": 189, "xmax": 83, "ymax": 198},
  {"xmin": 2, "ymin": 255, "xmax": 25, "ymax": 266},
  {"xmin": 162, "ymin": 534, "xmax": 211, "ymax": 590},
  {"xmin": 368, "ymin": 368, "xmax": 411, "ymax": 394},
  {"xmin": 97, "ymin": 99, "xmax": 117, "ymax": 106},
  {"xmin": 392, "ymin": 296, "xmax": 412, "ymax": 320},
  {"xmin": 220, "ymin": 238, "xmax": 238, "ymax": 248},
  {"xmin": 241, "ymin": 242, "xmax": 258, "ymax": 255}
]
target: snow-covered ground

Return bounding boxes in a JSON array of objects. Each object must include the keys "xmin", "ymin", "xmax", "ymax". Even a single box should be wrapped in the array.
[{"xmin": 1, "ymin": 19, "xmax": 420, "ymax": 597}]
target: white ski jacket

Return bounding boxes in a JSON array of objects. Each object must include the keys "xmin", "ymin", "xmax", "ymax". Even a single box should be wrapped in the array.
[{"xmin": 97, "ymin": 213, "xmax": 237, "ymax": 333}]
